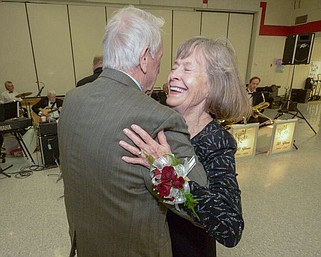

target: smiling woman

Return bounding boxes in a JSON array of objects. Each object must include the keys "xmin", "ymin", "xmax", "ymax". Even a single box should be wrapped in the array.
[
  {"xmin": 120, "ymin": 36, "xmax": 251, "ymax": 257},
  {"xmin": 167, "ymin": 37, "xmax": 251, "ymax": 138}
]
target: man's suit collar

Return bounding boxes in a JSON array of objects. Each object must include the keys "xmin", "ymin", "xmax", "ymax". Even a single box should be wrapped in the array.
[
  {"xmin": 100, "ymin": 68, "xmax": 141, "ymax": 91},
  {"xmin": 94, "ymin": 67, "xmax": 103, "ymax": 74}
]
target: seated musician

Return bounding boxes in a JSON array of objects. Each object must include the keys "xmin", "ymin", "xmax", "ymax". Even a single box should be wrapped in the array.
[
  {"xmin": 32, "ymin": 90, "xmax": 63, "ymax": 122},
  {"xmin": 0, "ymin": 81, "xmax": 22, "ymax": 104},
  {"xmin": 246, "ymin": 76, "xmax": 271, "ymax": 126}
]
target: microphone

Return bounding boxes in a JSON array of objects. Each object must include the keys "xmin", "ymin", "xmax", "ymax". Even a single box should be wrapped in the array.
[{"xmin": 36, "ymin": 86, "xmax": 45, "ymax": 97}]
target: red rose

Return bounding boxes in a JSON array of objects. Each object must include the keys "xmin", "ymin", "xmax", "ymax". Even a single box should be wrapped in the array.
[
  {"xmin": 156, "ymin": 182, "xmax": 171, "ymax": 197},
  {"xmin": 172, "ymin": 176, "xmax": 185, "ymax": 189},
  {"xmin": 161, "ymin": 166, "xmax": 175, "ymax": 182},
  {"xmin": 154, "ymin": 169, "xmax": 161, "ymax": 177}
]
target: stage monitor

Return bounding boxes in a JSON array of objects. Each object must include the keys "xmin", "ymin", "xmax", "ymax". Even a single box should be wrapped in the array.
[
  {"xmin": 282, "ymin": 33, "xmax": 314, "ymax": 65},
  {"xmin": 0, "ymin": 101, "xmax": 20, "ymax": 122}
]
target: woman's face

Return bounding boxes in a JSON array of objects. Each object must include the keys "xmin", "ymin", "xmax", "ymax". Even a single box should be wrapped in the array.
[{"xmin": 166, "ymin": 50, "xmax": 210, "ymax": 115}]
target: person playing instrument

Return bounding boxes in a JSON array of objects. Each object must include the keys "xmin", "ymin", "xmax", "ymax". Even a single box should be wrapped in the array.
[
  {"xmin": 32, "ymin": 90, "xmax": 63, "ymax": 122},
  {"xmin": 120, "ymin": 36, "xmax": 251, "ymax": 257},
  {"xmin": 246, "ymin": 76, "xmax": 271, "ymax": 125},
  {"xmin": 0, "ymin": 81, "xmax": 22, "ymax": 104}
]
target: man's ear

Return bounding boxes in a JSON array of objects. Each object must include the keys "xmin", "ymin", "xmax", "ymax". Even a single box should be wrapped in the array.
[{"xmin": 139, "ymin": 47, "xmax": 149, "ymax": 74}]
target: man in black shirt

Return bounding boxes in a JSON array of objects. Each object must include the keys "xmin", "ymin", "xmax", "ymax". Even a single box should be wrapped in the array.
[{"xmin": 76, "ymin": 55, "xmax": 103, "ymax": 87}]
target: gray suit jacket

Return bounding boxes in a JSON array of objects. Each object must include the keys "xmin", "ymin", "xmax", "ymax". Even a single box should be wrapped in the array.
[{"xmin": 58, "ymin": 68, "xmax": 207, "ymax": 257}]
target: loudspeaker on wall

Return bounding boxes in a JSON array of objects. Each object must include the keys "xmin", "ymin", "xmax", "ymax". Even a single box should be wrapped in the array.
[{"xmin": 282, "ymin": 33, "xmax": 314, "ymax": 65}]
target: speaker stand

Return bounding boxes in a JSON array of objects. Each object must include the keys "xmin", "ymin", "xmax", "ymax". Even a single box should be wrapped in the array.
[{"xmin": 274, "ymin": 65, "xmax": 317, "ymax": 135}]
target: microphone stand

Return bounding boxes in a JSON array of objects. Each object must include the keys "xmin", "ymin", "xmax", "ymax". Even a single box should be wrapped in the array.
[
  {"xmin": 35, "ymin": 81, "xmax": 45, "ymax": 97},
  {"xmin": 36, "ymin": 86, "xmax": 44, "ymax": 97}
]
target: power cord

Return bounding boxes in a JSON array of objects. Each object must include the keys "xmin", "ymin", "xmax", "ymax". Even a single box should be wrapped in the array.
[{"xmin": 4, "ymin": 164, "xmax": 46, "ymax": 179}]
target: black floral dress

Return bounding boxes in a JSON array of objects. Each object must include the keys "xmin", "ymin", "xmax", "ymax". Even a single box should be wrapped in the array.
[{"xmin": 168, "ymin": 119, "xmax": 244, "ymax": 257}]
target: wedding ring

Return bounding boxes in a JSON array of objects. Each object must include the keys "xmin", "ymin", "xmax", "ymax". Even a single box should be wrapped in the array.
[{"xmin": 137, "ymin": 151, "xmax": 142, "ymax": 156}]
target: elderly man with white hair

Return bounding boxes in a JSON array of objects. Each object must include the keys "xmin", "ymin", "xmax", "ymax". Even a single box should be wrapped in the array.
[{"xmin": 32, "ymin": 90, "xmax": 63, "ymax": 122}]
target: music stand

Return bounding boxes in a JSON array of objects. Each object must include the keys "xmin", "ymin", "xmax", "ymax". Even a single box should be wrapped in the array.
[{"xmin": 274, "ymin": 65, "xmax": 317, "ymax": 135}]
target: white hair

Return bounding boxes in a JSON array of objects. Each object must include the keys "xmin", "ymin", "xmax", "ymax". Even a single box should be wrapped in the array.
[
  {"xmin": 47, "ymin": 90, "xmax": 56, "ymax": 97},
  {"xmin": 103, "ymin": 6, "xmax": 164, "ymax": 71}
]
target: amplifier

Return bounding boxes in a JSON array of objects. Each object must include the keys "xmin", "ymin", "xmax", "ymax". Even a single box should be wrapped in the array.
[
  {"xmin": 39, "ymin": 134, "xmax": 59, "ymax": 168},
  {"xmin": 38, "ymin": 122, "xmax": 59, "ymax": 168},
  {"xmin": 291, "ymin": 89, "xmax": 311, "ymax": 103},
  {"xmin": 38, "ymin": 122, "xmax": 57, "ymax": 136}
]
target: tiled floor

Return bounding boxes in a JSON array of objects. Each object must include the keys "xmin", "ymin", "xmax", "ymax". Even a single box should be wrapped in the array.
[
  {"xmin": 0, "ymin": 139, "xmax": 69, "ymax": 257},
  {"xmin": 0, "ymin": 102, "xmax": 320, "ymax": 257},
  {"xmin": 218, "ymin": 101, "xmax": 321, "ymax": 257}
]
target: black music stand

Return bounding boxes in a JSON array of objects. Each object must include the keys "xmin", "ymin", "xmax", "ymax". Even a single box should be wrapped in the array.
[
  {"xmin": 13, "ymin": 131, "xmax": 35, "ymax": 164},
  {"xmin": 274, "ymin": 65, "xmax": 317, "ymax": 135}
]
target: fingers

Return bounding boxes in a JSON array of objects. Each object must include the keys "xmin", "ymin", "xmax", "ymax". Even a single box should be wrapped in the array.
[
  {"xmin": 131, "ymin": 124, "xmax": 156, "ymax": 146},
  {"xmin": 119, "ymin": 140, "xmax": 139, "ymax": 156},
  {"xmin": 123, "ymin": 127, "xmax": 147, "ymax": 151},
  {"xmin": 157, "ymin": 130, "xmax": 171, "ymax": 153},
  {"xmin": 123, "ymin": 126, "xmax": 159, "ymax": 158},
  {"xmin": 121, "ymin": 125, "xmax": 171, "ymax": 161},
  {"xmin": 130, "ymin": 125, "xmax": 165, "ymax": 157},
  {"xmin": 119, "ymin": 140, "xmax": 151, "ymax": 168},
  {"xmin": 121, "ymin": 156, "xmax": 149, "ymax": 167}
]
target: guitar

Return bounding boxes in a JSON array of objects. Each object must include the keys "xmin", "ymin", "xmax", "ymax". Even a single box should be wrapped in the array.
[
  {"xmin": 39, "ymin": 106, "xmax": 59, "ymax": 116},
  {"xmin": 32, "ymin": 106, "xmax": 59, "ymax": 124}
]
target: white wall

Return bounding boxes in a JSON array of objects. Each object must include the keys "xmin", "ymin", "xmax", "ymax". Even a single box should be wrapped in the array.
[
  {"xmin": 293, "ymin": 0, "xmax": 321, "ymax": 23},
  {"xmin": 264, "ymin": 0, "xmax": 293, "ymax": 25},
  {"xmin": 0, "ymin": 0, "xmax": 257, "ymax": 94},
  {"xmin": 0, "ymin": 2, "xmax": 37, "ymax": 93},
  {"xmin": 249, "ymin": 0, "xmax": 321, "ymax": 95},
  {"xmin": 1, "ymin": 0, "xmax": 320, "ymax": 97}
]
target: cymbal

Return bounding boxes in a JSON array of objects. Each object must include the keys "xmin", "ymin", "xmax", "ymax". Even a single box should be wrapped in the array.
[{"xmin": 15, "ymin": 92, "xmax": 33, "ymax": 98}]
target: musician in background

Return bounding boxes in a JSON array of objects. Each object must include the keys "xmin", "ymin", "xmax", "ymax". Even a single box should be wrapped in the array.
[
  {"xmin": 246, "ymin": 76, "xmax": 271, "ymax": 125},
  {"xmin": 0, "ymin": 81, "xmax": 22, "ymax": 104},
  {"xmin": 151, "ymin": 83, "xmax": 168, "ymax": 105},
  {"xmin": 76, "ymin": 55, "xmax": 103, "ymax": 87},
  {"xmin": 247, "ymin": 76, "xmax": 265, "ymax": 106},
  {"xmin": 32, "ymin": 90, "xmax": 63, "ymax": 122}
]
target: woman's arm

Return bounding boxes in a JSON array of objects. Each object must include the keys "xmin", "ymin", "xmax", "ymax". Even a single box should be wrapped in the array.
[
  {"xmin": 188, "ymin": 129, "xmax": 244, "ymax": 247},
  {"xmin": 119, "ymin": 124, "xmax": 244, "ymax": 247}
]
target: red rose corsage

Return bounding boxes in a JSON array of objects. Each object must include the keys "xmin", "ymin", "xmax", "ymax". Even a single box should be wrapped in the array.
[{"xmin": 149, "ymin": 154, "xmax": 199, "ymax": 219}]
